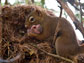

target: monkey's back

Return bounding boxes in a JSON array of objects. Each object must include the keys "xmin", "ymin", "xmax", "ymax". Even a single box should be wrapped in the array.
[{"xmin": 55, "ymin": 18, "xmax": 80, "ymax": 59}]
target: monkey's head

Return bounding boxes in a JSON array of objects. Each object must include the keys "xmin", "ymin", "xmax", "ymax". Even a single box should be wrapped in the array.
[{"xmin": 25, "ymin": 5, "xmax": 57, "ymax": 40}]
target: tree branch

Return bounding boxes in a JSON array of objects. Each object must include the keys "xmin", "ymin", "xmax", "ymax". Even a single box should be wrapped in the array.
[
  {"xmin": 28, "ymin": 43, "xmax": 74, "ymax": 63},
  {"xmin": 57, "ymin": 0, "xmax": 84, "ymax": 37}
]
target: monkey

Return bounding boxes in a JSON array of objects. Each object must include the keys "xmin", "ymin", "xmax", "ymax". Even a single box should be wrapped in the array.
[
  {"xmin": 24, "ymin": 5, "xmax": 84, "ymax": 63},
  {"xmin": 54, "ymin": 18, "xmax": 84, "ymax": 62},
  {"xmin": 25, "ymin": 5, "xmax": 58, "ymax": 41}
]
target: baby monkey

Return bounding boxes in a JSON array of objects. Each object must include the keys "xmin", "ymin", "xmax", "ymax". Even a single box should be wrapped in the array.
[{"xmin": 25, "ymin": 5, "xmax": 84, "ymax": 63}]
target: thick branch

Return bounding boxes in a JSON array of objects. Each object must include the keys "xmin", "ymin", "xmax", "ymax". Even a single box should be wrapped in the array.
[
  {"xmin": 5, "ymin": 0, "xmax": 8, "ymax": 5},
  {"xmin": 79, "ymin": 0, "xmax": 83, "ymax": 25},
  {"xmin": 57, "ymin": 0, "xmax": 84, "ymax": 37},
  {"xmin": 0, "ymin": 0, "xmax": 1, "ymax": 5},
  {"xmin": 0, "ymin": 14, "xmax": 2, "ymax": 57}
]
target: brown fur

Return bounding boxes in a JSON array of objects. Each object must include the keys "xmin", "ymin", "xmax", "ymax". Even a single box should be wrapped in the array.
[
  {"xmin": 25, "ymin": 5, "xmax": 58, "ymax": 40},
  {"xmin": 55, "ymin": 18, "xmax": 84, "ymax": 62},
  {"xmin": 25, "ymin": 5, "xmax": 84, "ymax": 63}
]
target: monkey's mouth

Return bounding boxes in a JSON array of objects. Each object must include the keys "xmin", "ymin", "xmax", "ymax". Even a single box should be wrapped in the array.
[{"xmin": 27, "ymin": 24, "xmax": 43, "ymax": 34}]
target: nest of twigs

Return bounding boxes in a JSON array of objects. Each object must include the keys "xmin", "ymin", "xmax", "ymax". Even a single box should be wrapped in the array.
[{"xmin": 0, "ymin": 5, "xmax": 60, "ymax": 63}]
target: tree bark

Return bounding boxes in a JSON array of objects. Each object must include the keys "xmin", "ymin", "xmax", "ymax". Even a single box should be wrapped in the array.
[
  {"xmin": 57, "ymin": 0, "xmax": 84, "ymax": 37},
  {"xmin": 5, "ymin": 0, "xmax": 8, "ymax": 5},
  {"xmin": 28, "ymin": 0, "xmax": 34, "ymax": 4},
  {"xmin": 0, "ymin": 14, "xmax": 2, "ymax": 57},
  {"xmin": 0, "ymin": 0, "xmax": 1, "ymax": 5},
  {"xmin": 0, "ymin": 0, "xmax": 1, "ymax": 57},
  {"xmin": 31, "ymin": 0, "xmax": 34, "ymax": 3},
  {"xmin": 79, "ymin": 0, "xmax": 83, "ymax": 25}
]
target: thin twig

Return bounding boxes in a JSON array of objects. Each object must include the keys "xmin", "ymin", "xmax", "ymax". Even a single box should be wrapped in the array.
[
  {"xmin": 79, "ymin": 0, "xmax": 83, "ymax": 26},
  {"xmin": 29, "ymin": 43, "xmax": 74, "ymax": 63}
]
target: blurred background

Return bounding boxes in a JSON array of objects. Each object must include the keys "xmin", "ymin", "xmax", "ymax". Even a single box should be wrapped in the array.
[
  {"xmin": 0, "ymin": 0, "xmax": 84, "ymax": 24},
  {"xmin": 0, "ymin": 0, "xmax": 84, "ymax": 21}
]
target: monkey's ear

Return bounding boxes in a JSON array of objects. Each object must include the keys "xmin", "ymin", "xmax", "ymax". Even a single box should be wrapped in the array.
[
  {"xmin": 36, "ymin": 10, "xmax": 42, "ymax": 17},
  {"xmin": 46, "ymin": 10, "xmax": 55, "ymax": 17}
]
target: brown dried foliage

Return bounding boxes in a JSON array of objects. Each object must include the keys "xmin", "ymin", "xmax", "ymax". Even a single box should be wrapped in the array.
[{"xmin": 0, "ymin": 5, "xmax": 59, "ymax": 63}]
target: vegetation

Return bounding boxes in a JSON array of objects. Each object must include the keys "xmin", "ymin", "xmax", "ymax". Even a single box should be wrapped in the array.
[{"xmin": 0, "ymin": 0, "xmax": 84, "ymax": 63}]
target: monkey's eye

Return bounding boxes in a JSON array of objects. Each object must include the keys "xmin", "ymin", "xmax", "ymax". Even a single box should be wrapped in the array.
[{"xmin": 29, "ymin": 16, "xmax": 35, "ymax": 22}]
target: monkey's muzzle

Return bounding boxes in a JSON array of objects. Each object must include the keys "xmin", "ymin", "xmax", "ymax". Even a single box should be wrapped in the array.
[{"xmin": 27, "ymin": 24, "xmax": 43, "ymax": 35}]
